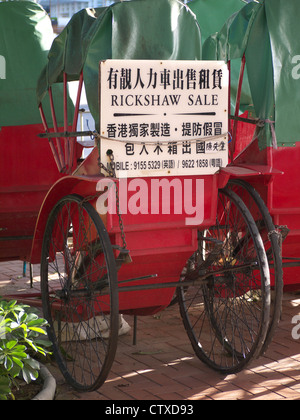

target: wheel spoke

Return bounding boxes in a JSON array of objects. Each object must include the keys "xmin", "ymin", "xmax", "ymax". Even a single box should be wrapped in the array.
[{"xmin": 178, "ymin": 187, "xmax": 271, "ymax": 374}]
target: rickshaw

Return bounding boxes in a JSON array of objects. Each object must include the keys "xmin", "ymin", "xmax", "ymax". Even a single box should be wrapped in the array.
[
  {"xmin": 202, "ymin": 0, "xmax": 300, "ymax": 350},
  {"xmin": 0, "ymin": 0, "xmax": 291, "ymax": 392}
]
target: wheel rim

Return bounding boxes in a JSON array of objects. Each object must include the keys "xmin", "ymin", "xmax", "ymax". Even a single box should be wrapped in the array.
[
  {"xmin": 178, "ymin": 188, "xmax": 271, "ymax": 374},
  {"xmin": 41, "ymin": 194, "xmax": 118, "ymax": 392},
  {"xmin": 227, "ymin": 179, "xmax": 283, "ymax": 355}
]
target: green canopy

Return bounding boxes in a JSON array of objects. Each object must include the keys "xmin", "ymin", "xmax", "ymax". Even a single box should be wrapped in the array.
[
  {"xmin": 203, "ymin": 0, "xmax": 299, "ymax": 149},
  {"xmin": 188, "ymin": 0, "xmax": 252, "ymax": 115},
  {"xmin": 188, "ymin": 0, "xmax": 246, "ymax": 44},
  {"xmin": 37, "ymin": 0, "xmax": 202, "ymax": 130},
  {"xmin": 0, "ymin": 1, "xmax": 66, "ymax": 127}
]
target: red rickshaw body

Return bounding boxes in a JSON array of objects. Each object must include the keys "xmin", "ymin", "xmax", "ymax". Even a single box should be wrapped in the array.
[
  {"xmin": 232, "ymin": 135, "xmax": 300, "ymax": 290},
  {"xmin": 0, "ymin": 124, "xmax": 63, "ymax": 262},
  {"xmin": 28, "ymin": 164, "xmax": 222, "ymax": 315},
  {"xmin": 106, "ymin": 174, "xmax": 220, "ymax": 315}
]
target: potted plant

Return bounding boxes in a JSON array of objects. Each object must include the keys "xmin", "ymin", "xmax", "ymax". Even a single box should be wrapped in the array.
[{"xmin": 0, "ymin": 299, "xmax": 52, "ymax": 400}]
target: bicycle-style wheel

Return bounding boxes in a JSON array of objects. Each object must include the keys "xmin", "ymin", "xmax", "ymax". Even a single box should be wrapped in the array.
[
  {"xmin": 178, "ymin": 187, "xmax": 271, "ymax": 374},
  {"xmin": 228, "ymin": 179, "xmax": 283, "ymax": 355},
  {"xmin": 41, "ymin": 194, "xmax": 118, "ymax": 392}
]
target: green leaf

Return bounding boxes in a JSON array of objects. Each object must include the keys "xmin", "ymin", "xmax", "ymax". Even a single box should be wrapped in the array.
[
  {"xmin": 0, "ymin": 299, "xmax": 51, "ymax": 389},
  {"xmin": 10, "ymin": 344, "xmax": 27, "ymax": 353},
  {"xmin": 18, "ymin": 323, "xmax": 28, "ymax": 333},
  {"xmin": 22, "ymin": 365, "xmax": 39, "ymax": 384},
  {"xmin": 9, "ymin": 363, "xmax": 22, "ymax": 378},
  {"xmin": 27, "ymin": 319, "xmax": 48, "ymax": 329},
  {"xmin": 35, "ymin": 338, "xmax": 52, "ymax": 348},
  {"xmin": 28, "ymin": 327, "xmax": 47, "ymax": 335},
  {"xmin": 34, "ymin": 346, "xmax": 48, "ymax": 356},
  {"xmin": 5, "ymin": 340, "xmax": 17, "ymax": 350},
  {"xmin": 24, "ymin": 338, "xmax": 38, "ymax": 352},
  {"xmin": 0, "ymin": 376, "xmax": 10, "ymax": 389},
  {"xmin": 6, "ymin": 300, "xmax": 17, "ymax": 310},
  {"xmin": 0, "ymin": 318, "xmax": 12, "ymax": 326},
  {"xmin": 11, "ymin": 356, "xmax": 24, "ymax": 369},
  {"xmin": 26, "ymin": 313, "xmax": 38, "ymax": 323},
  {"xmin": 0, "ymin": 326, "xmax": 11, "ymax": 338},
  {"xmin": 20, "ymin": 312, "xmax": 28, "ymax": 324},
  {"xmin": 24, "ymin": 357, "xmax": 40, "ymax": 370},
  {"xmin": 0, "ymin": 376, "xmax": 11, "ymax": 399},
  {"xmin": 4, "ymin": 356, "xmax": 13, "ymax": 371}
]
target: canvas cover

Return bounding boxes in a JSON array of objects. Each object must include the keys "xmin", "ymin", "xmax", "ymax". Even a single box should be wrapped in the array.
[
  {"xmin": 203, "ymin": 0, "xmax": 300, "ymax": 149},
  {"xmin": 0, "ymin": 1, "xmax": 67, "ymax": 127},
  {"xmin": 3, "ymin": 0, "xmax": 294, "ymax": 151},
  {"xmin": 37, "ymin": 0, "xmax": 202, "ymax": 129},
  {"xmin": 188, "ymin": 0, "xmax": 246, "ymax": 44},
  {"xmin": 188, "ymin": 0, "xmax": 251, "ymax": 115}
]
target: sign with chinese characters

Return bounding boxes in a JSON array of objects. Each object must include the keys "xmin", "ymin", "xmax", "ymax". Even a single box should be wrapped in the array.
[{"xmin": 99, "ymin": 60, "xmax": 228, "ymax": 177}]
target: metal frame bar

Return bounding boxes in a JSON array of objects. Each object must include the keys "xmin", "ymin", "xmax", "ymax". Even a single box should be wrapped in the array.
[
  {"xmin": 63, "ymin": 72, "xmax": 70, "ymax": 171},
  {"xmin": 39, "ymin": 71, "xmax": 85, "ymax": 174},
  {"xmin": 227, "ymin": 60, "xmax": 231, "ymax": 142},
  {"xmin": 38, "ymin": 104, "xmax": 63, "ymax": 172},
  {"xmin": 230, "ymin": 54, "xmax": 246, "ymax": 161},
  {"xmin": 48, "ymin": 87, "xmax": 66, "ymax": 171},
  {"xmin": 38, "ymin": 130, "xmax": 95, "ymax": 139},
  {"xmin": 69, "ymin": 71, "xmax": 84, "ymax": 171}
]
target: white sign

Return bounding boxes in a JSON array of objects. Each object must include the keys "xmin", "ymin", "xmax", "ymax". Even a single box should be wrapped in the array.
[{"xmin": 100, "ymin": 59, "xmax": 228, "ymax": 177}]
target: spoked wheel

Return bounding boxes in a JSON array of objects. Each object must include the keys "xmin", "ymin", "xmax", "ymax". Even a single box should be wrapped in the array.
[
  {"xmin": 228, "ymin": 179, "xmax": 283, "ymax": 355},
  {"xmin": 41, "ymin": 194, "xmax": 119, "ymax": 392},
  {"xmin": 177, "ymin": 187, "xmax": 271, "ymax": 374}
]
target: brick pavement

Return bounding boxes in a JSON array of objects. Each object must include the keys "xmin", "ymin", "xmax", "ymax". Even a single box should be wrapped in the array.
[{"xmin": 0, "ymin": 260, "xmax": 300, "ymax": 400}]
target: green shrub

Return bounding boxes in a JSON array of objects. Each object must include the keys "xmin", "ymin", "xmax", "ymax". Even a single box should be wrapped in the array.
[{"xmin": 0, "ymin": 300, "xmax": 51, "ymax": 400}]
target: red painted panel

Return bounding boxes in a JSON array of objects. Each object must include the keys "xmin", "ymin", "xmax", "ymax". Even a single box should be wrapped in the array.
[
  {"xmin": 0, "ymin": 124, "xmax": 81, "ymax": 261},
  {"xmin": 232, "ymin": 120, "xmax": 300, "ymax": 288}
]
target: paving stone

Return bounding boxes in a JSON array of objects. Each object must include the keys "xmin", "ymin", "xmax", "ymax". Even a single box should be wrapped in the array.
[{"xmin": 1, "ymin": 261, "xmax": 300, "ymax": 400}]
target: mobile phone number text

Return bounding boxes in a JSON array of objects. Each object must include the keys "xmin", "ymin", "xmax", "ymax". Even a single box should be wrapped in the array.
[{"xmin": 114, "ymin": 158, "xmax": 223, "ymax": 171}]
